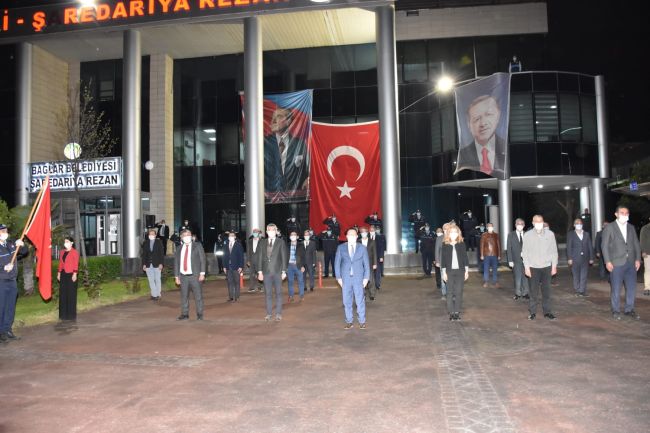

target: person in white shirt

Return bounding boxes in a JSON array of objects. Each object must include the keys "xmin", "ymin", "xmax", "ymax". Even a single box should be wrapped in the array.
[
  {"xmin": 506, "ymin": 218, "xmax": 529, "ymax": 301},
  {"xmin": 174, "ymin": 230, "xmax": 207, "ymax": 321}
]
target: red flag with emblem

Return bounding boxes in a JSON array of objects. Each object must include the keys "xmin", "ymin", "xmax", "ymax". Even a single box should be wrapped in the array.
[
  {"xmin": 24, "ymin": 179, "xmax": 52, "ymax": 300},
  {"xmin": 309, "ymin": 121, "xmax": 381, "ymax": 240}
]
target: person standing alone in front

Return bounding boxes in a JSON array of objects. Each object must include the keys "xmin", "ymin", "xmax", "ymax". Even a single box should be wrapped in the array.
[{"xmin": 335, "ymin": 228, "xmax": 370, "ymax": 329}]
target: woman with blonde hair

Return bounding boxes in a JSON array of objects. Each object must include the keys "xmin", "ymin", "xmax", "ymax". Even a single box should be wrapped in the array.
[{"xmin": 440, "ymin": 224, "xmax": 470, "ymax": 321}]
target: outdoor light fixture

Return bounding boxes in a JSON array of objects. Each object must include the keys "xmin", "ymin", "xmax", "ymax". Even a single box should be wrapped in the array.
[
  {"xmin": 203, "ymin": 128, "xmax": 216, "ymax": 133},
  {"xmin": 209, "ymin": 137, "xmax": 216, "ymax": 142},
  {"xmin": 537, "ymin": 184, "xmax": 544, "ymax": 189},
  {"xmin": 144, "ymin": 161, "xmax": 154, "ymax": 171},
  {"xmin": 310, "ymin": 0, "xmax": 331, "ymax": 3},
  {"xmin": 550, "ymin": 105, "xmax": 557, "ymax": 109},
  {"xmin": 563, "ymin": 185, "xmax": 571, "ymax": 190},
  {"xmin": 436, "ymin": 76, "xmax": 454, "ymax": 93}
]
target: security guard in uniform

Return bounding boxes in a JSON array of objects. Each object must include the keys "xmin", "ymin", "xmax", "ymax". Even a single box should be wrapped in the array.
[
  {"xmin": 0, "ymin": 224, "xmax": 29, "ymax": 344},
  {"xmin": 419, "ymin": 224, "xmax": 436, "ymax": 276},
  {"xmin": 320, "ymin": 229, "xmax": 339, "ymax": 278},
  {"xmin": 323, "ymin": 214, "xmax": 341, "ymax": 239},
  {"xmin": 286, "ymin": 216, "xmax": 301, "ymax": 242}
]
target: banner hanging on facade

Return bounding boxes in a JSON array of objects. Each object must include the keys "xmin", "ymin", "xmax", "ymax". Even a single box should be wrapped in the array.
[
  {"xmin": 309, "ymin": 121, "xmax": 381, "ymax": 239},
  {"xmin": 454, "ymin": 73, "xmax": 511, "ymax": 180},
  {"xmin": 241, "ymin": 89, "xmax": 313, "ymax": 204}
]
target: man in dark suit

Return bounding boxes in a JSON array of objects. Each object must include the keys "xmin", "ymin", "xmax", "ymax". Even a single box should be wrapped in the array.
[
  {"xmin": 456, "ymin": 95, "xmax": 507, "ymax": 180},
  {"xmin": 506, "ymin": 219, "xmax": 529, "ymax": 301},
  {"xmin": 335, "ymin": 228, "xmax": 370, "ymax": 329},
  {"xmin": 321, "ymin": 228, "xmax": 338, "ymax": 278},
  {"xmin": 286, "ymin": 231, "xmax": 306, "ymax": 302},
  {"xmin": 264, "ymin": 107, "xmax": 309, "ymax": 194},
  {"xmin": 302, "ymin": 229, "xmax": 317, "ymax": 292},
  {"xmin": 566, "ymin": 218, "xmax": 594, "ymax": 297},
  {"xmin": 359, "ymin": 227, "xmax": 378, "ymax": 301},
  {"xmin": 370, "ymin": 225, "xmax": 385, "ymax": 290},
  {"xmin": 594, "ymin": 221, "xmax": 609, "ymax": 281},
  {"xmin": 223, "ymin": 231, "xmax": 245, "ymax": 302},
  {"xmin": 141, "ymin": 228, "xmax": 165, "ymax": 301},
  {"xmin": 174, "ymin": 229, "xmax": 207, "ymax": 321},
  {"xmin": 156, "ymin": 220, "xmax": 170, "ymax": 255},
  {"xmin": 420, "ymin": 224, "xmax": 435, "ymax": 276},
  {"xmin": 256, "ymin": 223, "xmax": 288, "ymax": 321},
  {"xmin": 409, "ymin": 210, "xmax": 426, "ymax": 253},
  {"xmin": 246, "ymin": 228, "xmax": 264, "ymax": 292},
  {"xmin": 601, "ymin": 206, "xmax": 642, "ymax": 320}
]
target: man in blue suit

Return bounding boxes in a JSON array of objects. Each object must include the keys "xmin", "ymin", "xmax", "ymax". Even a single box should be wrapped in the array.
[
  {"xmin": 223, "ymin": 231, "xmax": 245, "ymax": 302},
  {"xmin": 335, "ymin": 228, "xmax": 370, "ymax": 329}
]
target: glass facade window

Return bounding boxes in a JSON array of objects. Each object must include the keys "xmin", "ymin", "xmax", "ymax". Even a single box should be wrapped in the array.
[
  {"xmin": 534, "ymin": 93, "xmax": 559, "ymax": 142},
  {"xmin": 559, "ymin": 93, "xmax": 580, "ymax": 142},
  {"xmin": 509, "ymin": 93, "xmax": 534, "ymax": 143}
]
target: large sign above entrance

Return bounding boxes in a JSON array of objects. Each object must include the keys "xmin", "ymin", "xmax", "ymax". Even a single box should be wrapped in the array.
[
  {"xmin": 30, "ymin": 157, "xmax": 122, "ymax": 192},
  {"xmin": 0, "ymin": 0, "xmax": 380, "ymax": 39}
]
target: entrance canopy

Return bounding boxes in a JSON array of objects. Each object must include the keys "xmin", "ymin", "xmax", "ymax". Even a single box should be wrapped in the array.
[{"xmin": 434, "ymin": 175, "xmax": 597, "ymax": 193}]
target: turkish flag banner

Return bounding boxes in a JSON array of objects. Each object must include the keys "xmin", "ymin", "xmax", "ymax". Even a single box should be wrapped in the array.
[
  {"xmin": 309, "ymin": 121, "xmax": 381, "ymax": 240},
  {"xmin": 24, "ymin": 180, "xmax": 52, "ymax": 300}
]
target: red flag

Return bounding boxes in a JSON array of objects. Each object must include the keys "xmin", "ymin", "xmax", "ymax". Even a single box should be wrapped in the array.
[
  {"xmin": 309, "ymin": 121, "xmax": 381, "ymax": 240},
  {"xmin": 24, "ymin": 180, "xmax": 52, "ymax": 300}
]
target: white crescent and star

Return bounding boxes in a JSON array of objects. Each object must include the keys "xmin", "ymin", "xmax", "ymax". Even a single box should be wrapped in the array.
[{"xmin": 326, "ymin": 146, "xmax": 366, "ymax": 199}]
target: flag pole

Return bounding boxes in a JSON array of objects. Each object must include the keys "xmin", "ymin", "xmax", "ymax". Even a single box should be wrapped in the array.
[{"xmin": 10, "ymin": 175, "xmax": 49, "ymax": 266}]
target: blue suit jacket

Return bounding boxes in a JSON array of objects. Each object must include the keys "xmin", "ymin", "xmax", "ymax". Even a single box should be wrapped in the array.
[
  {"xmin": 223, "ymin": 241, "xmax": 245, "ymax": 270},
  {"xmin": 566, "ymin": 230, "xmax": 593, "ymax": 263},
  {"xmin": 334, "ymin": 243, "xmax": 370, "ymax": 284}
]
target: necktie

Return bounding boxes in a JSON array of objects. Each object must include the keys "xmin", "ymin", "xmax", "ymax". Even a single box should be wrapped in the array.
[
  {"xmin": 183, "ymin": 244, "xmax": 189, "ymax": 273},
  {"xmin": 229, "ymin": 243, "xmax": 233, "ymax": 252},
  {"xmin": 480, "ymin": 147, "xmax": 492, "ymax": 174},
  {"xmin": 267, "ymin": 239, "xmax": 273, "ymax": 259},
  {"xmin": 305, "ymin": 241, "xmax": 309, "ymax": 248},
  {"xmin": 349, "ymin": 244, "xmax": 355, "ymax": 258},
  {"xmin": 519, "ymin": 233, "xmax": 522, "ymax": 246},
  {"xmin": 279, "ymin": 139, "xmax": 286, "ymax": 156}
]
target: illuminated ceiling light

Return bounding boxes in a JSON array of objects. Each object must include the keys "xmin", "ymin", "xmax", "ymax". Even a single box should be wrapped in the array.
[
  {"xmin": 536, "ymin": 184, "xmax": 544, "ymax": 189},
  {"xmin": 209, "ymin": 137, "xmax": 216, "ymax": 142},
  {"xmin": 482, "ymin": 194, "xmax": 489, "ymax": 197},
  {"xmin": 203, "ymin": 128, "xmax": 216, "ymax": 133},
  {"xmin": 436, "ymin": 76, "xmax": 454, "ymax": 93},
  {"xmin": 310, "ymin": 0, "xmax": 331, "ymax": 3},
  {"xmin": 550, "ymin": 105, "xmax": 557, "ymax": 109},
  {"xmin": 563, "ymin": 185, "xmax": 571, "ymax": 190}
]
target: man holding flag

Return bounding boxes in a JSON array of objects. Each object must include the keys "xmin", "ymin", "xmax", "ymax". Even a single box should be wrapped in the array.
[{"xmin": 0, "ymin": 224, "xmax": 29, "ymax": 343}]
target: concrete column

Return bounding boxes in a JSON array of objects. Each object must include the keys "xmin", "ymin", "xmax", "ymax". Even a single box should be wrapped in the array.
[
  {"xmin": 593, "ymin": 75, "xmax": 609, "ymax": 234},
  {"xmin": 498, "ymin": 179, "xmax": 512, "ymax": 255},
  {"xmin": 122, "ymin": 29, "xmax": 142, "ymax": 264},
  {"xmin": 244, "ymin": 17, "xmax": 265, "ymax": 234},
  {"xmin": 149, "ymin": 54, "xmax": 174, "ymax": 230},
  {"xmin": 15, "ymin": 42, "xmax": 32, "ymax": 207},
  {"xmin": 376, "ymin": 5, "xmax": 402, "ymax": 254}
]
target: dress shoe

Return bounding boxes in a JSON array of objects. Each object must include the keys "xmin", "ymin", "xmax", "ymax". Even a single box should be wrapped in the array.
[
  {"xmin": 528, "ymin": 313, "xmax": 536, "ymax": 320},
  {"xmin": 344, "ymin": 322, "xmax": 353, "ymax": 329},
  {"xmin": 454, "ymin": 313, "xmax": 461, "ymax": 321},
  {"xmin": 6, "ymin": 331, "xmax": 20, "ymax": 340},
  {"xmin": 197, "ymin": 314, "xmax": 204, "ymax": 320},
  {"xmin": 265, "ymin": 315, "xmax": 272, "ymax": 322},
  {"xmin": 310, "ymin": 287, "xmax": 314, "ymax": 292},
  {"xmin": 0, "ymin": 333, "xmax": 8, "ymax": 343},
  {"xmin": 624, "ymin": 310, "xmax": 640, "ymax": 320},
  {"xmin": 513, "ymin": 295, "xmax": 520, "ymax": 301},
  {"xmin": 612, "ymin": 312, "xmax": 622, "ymax": 320},
  {"xmin": 176, "ymin": 314, "xmax": 189, "ymax": 321},
  {"xmin": 482, "ymin": 282, "xmax": 488, "ymax": 288},
  {"xmin": 370, "ymin": 296, "xmax": 375, "ymax": 301},
  {"xmin": 275, "ymin": 314, "xmax": 282, "ymax": 321},
  {"xmin": 544, "ymin": 313, "xmax": 557, "ymax": 320},
  {"xmin": 523, "ymin": 294, "xmax": 530, "ymax": 300},
  {"xmin": 359, "ymin": 323, "xmax": 367, "ymax": 330}
]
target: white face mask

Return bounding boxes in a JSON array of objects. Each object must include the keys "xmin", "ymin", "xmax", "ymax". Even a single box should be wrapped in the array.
[
  {"xmin": 0, "ymin": 233, "xmax": 8, "ymax": 241},
  {"xmin": 332, "ymin": 218, "xmax": 337, "ymax": 222},
  {"xmin": 450, "ymin": 232, "xmax": 459, "ymax": 241},
  {"xmin": 575, "ymin": 224, "xmax": 583, "ymax": 231},
  {"xmin": 468, "ymin": 213, "xmax": 472, "ymax": 217},
  {"xmin": 617, "ymin": 215, "xmax": 629, "ymax": 224},
  {"xmin": 360, "ymin": 232, "xmax": 368, "ymax": 238},
  {"xmin": 347, "ymin": 236, "xmax": 357, "ymax": 244},
  {"xmin": 516, "ymin": 225, "xmax": 524, "ymax": 231},
  {"xmin": 304, "ymin": 235, "xmax": 310, "ymax": 241},
  {"xmin": 436, "ymin": 232, "xmax": 443, "ymax": 237},
  {"xmin": 64, "ymin": 242, "xmax": 72, "ymax": 250},
  {"xmin": 416, "ymin": 213, "xmax": 421, "ymax": 218},
  {"xmin": 182, "ymin": 236, "xmax": 192, "ymax": 244},
  {"xmin": 149, "ymin": 235, "xmax": 156, "ymax": 241},
  {"xmin": 267, "ymin": 231, "xmax": 277, "ymax": 239},
  {"xmin": 534, "ymin": 223, "xmax": 544, "ymax": 231},
  {"xmin": 291, "ymin": 218, "xmax": 295, "ymax": 222},
  {"xmin": 290, "ymin": 235, "xmax": 297, "ymax": 241},
  {"xmin": 487, "ymin": 227, "xmax": 494, "ymax": 233}
]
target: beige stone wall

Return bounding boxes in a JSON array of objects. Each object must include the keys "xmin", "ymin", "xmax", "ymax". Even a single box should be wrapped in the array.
[
  {"xmin": 30, "ymin": 45, "xmax": 70, "ymax": 163},
  {"xmin": 149, "ymin": 53, "xmax": 174, "ymax": 227}
]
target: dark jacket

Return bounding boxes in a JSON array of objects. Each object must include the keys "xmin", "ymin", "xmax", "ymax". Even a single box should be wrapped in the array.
[
  {"xmin": 141, "ymin": 238, "xmax": 165, "ymax": 268},
  {"xmin": 640, "ymin": 223, "xmax": 650, "ymax": 255},
  {"xmin": 440, "ymin": 242, "xmax": 470, "ymax": 272},
  {"xmin": 506, "ymin": 230, "xmax": 525, "ymax": 265},
  {"xmin": 287, "ymin": 241, "xmax": 306, "ymax": 268},
  {"xmin": 156, "ymin": 223, "xmax": 170, "ymax": 239},
  {"xmin": 364, "ymin": 216, "xmax": 383, "ymax": 229},
  {"xmin": 246, "ymin": 236, "xmax": 263, "ymax": 265},
  {"xmin": 359, "ymin": 237, "xmax": 377, "ymax": 267},
  {"xmin": 566, "ymin": 230, "xmax": 594, "ymax": 263},
  {"xmin": 0, "ymin": 240, "xmax": 29, "ymax": 280},
  {"xmin": 257, "ymin": 238, "xmax": 288, "ymax": 275},
  {"xmin": 601, "ymin": 222, "xmax": 641, "ymax": 267},
  {"xmin": 322, "ymin": 218, "xmax": 341, "ymax": 239},
  {"xmin": 302, "ymin": 239, "xmax": 318, "ymax": 266},
  {"xmin": 174, "ymin": 241, "xmax": 207, "ymax": 277},
  {"xmin": 457, "ymin": 136, "xmax": 507, "ymax": 180},
  {"xmin": 420, "ymin": 232, "xmax": 435, "ymax": 253},
  {"xmin": 371, "ymin": 233, "xmax": 386, "ymax": 260},
  {"xmin": 321, "ymin": 232, "xmax": 339, "ymax": 254},
  {"xmin": 223, "ymin": 240, "xmax": 245, "ymax": 270}
]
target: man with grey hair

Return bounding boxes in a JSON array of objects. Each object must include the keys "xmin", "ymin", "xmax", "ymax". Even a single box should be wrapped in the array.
[
  {"xmin": 174, "ymin": 229, "xmax": 207, "ymax": 320},
  {"xmin": 506, "ymin": 218, "xmax": 529, "ymax": 301},
  {"xmin": 257, "ymin": 223, "xmax": 288, "ymax": 321},
  {"xmin": 521, "ymin": 215, "xmax": 558, "ymax": 320}
]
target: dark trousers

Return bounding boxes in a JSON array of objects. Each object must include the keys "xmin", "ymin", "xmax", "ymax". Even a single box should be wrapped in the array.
[
  {"xmin": 610, "ymin": 261, "xmax": 637, "ymax": 313},
  {"xmin": 414, "ymin": 236, "xmax": 420, "ymax": 253},
  {"xmin": 158, "ymin": 237, "xmax": 168, "ymax": 255},
  {"xmin": 528, "ymin": 266, "xmax": 552, "ymax": 315},
  {"xmin": 59, "ymin": 272, "xmax": 78, "ymax": 321},
  {"xmin": 467, "ymin": 235, "xmax": 476, "ymax": 250},
  {"xmin": 0, "ymin": 278, "xmax": 18, "ymax": 333},
  {"xmin": 179, "ymin": 274, "xmax": 204, "ymax": 316},
  {"xmin": 512, "ymin": 260, "xmax": 529, "ymax": 296},
  {"xmin": 446, "ymin": 270, "xmax": 465, "ymax": 313},
  {"xmin": 303, "ymin": 263, "xmax": 315, "ymax": 289},
  {"xmin": 421, "ymin": 250, "xmax": 434, "ymax": 275},
  {"xmin": 264, "ymin": 273, "xmax": 283, "ymax": 316},
  {"xmin": 249, "ymin": 260, "xmax": 263, "ymax": 291},
  {"xmin": 571, "ymin": 259, "xmax": 589, "ymax": 294},
  {"xmin": 434, "ymin": 265, "xmax": 442, "ymax": 289},
  {"xmin": 226, "ymin": 269, "xmax": 240, "ymax": 300},
  {"xmin": 324, "ymin": 252, "xmax": 336, "ymax": 277},
  {"xmin": 374, "ymin": 262, "xmax": 383, "ymax": 288},
  {"xmin": 598, "ymin": 255, "xmax": 609, "ymax": 280}
]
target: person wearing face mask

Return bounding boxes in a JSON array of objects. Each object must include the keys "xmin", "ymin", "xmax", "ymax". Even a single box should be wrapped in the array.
[
  {"xmin": 419, "ymin": 224, "xmax": 435, "ymax": 277},
  {"xmin": 600, "ymin": 206, "xmax": 642, "ymax": 320},
  {"xmin": 223, "ymin": 231, "xmax": 245, "ymax": 302},
  {"xmin": 364, "ymin": 212, "xmax": 383, "ymax": 231},
  {"xmin": 0, "ymin": 224, "xmax": 29, "ymax": 343},
  {"xmin": 174, "ymin": 229, "xmax": 207, "ymax": 321},
  {"xmin": 370, "ymin": 225, "xmax": 385, "ymax": 290},
  {"xmin": 441, "ymin": 224, "xmax": 469, "ymax": 321},
  {"xmin": 141, "ymin": 229, "xmax": 165, "ymax": 301},
  {"xmin": 335, "ymin": 228, "xmax": 370, "ymax": 329},
  {"xmin": 435, "ymin": 223, "xmax": 451, "ymax": 299},
  {"xmin": 566, "ymin": 218, "xmax": 594, "ymax": 298},
  {"xmin": 57, "ymin": 236, "xmax": 80, "ymax": 321},
  {"xmin": 302, "ymin": 230, "xmax": 317, "ymax": 293},
  {"xmin": 286, "ymin": 231, "xmax": 306, "ymax": 302},
  {"xmin": 409, "ymin": 210, "xmax": 427, "ymax": 253},
  {"xmin": 257, "ymin": 224, "xmax": 288, "ymax": 321},
  {"xmin": 461, "ymin": 210, "xmax": 478, "ymax": 251},
  {"xmin": 506, "ymin": 219, "xmax": 529, "ymax": 301},
  {"xmin": 433, "ymin": 228, "xmax": 444, "ymax": 291},
  {"xmin": 286, "ymin": 216, "xmax": 301, "ymax": 244},
  {"xmin": 320, "ymin": 228, "xmax": 338, "ymax": 278},
  {"xmin": 358, "ymin": 227, "xmax": 378, "ymax": 301},
  {"xmin": 640, "ymin": 217, "xmax": 650, "ymax": 296},
  {"xmin": 521, "ymin": 215, "xmax": 558, "ymax": 321},
  {"xmin": 323, "ymin": 215, "xmax": 341, "ymax": 240},
  {"xmin": 247, "ymin": 229, "xmax": 264, "ymax": 293},
  {"xmin": 480, "ymin": 223, "xmax": 501, "ymax": 288}
]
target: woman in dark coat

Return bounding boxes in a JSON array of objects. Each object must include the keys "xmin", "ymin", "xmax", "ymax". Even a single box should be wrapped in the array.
[
  {"xmin": 57, "ymin": 236, "xmax": 80, "ymax": 321},
  {"xmin": 440, "ymin": 224, "xmax": 470, "ymax": 321}
]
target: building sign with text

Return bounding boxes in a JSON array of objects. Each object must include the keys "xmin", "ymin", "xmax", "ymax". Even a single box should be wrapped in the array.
[
  {"xmin": 30, "ymin": 157, "xmax": 122, "ymax": 192},
  {"xmin": 0, "ymin": 0, "xmax": 378, "ymax": 39}
]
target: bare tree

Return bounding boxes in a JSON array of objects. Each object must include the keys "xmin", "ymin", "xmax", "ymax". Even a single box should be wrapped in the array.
[{"xmin": 56, "ymin": 81, "xmax": 117, "ymax": 268}]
